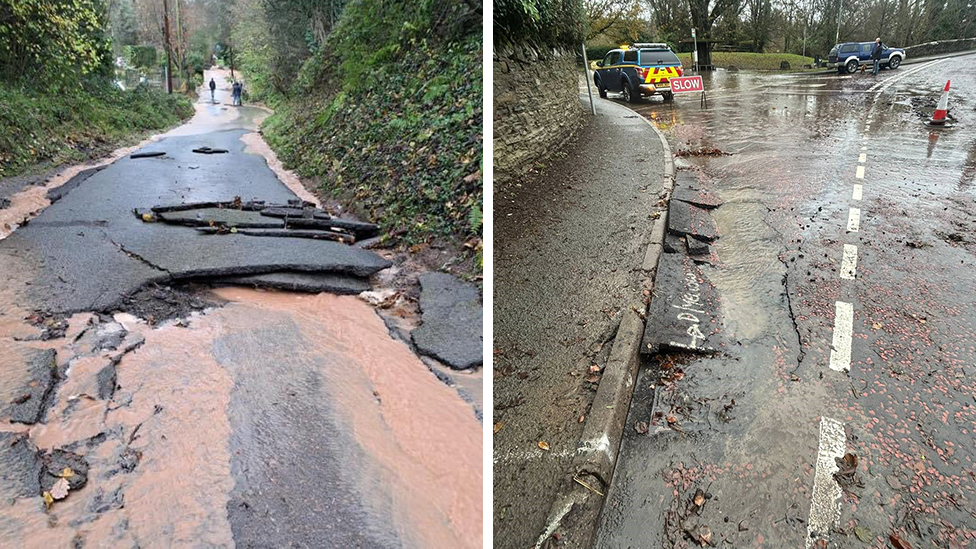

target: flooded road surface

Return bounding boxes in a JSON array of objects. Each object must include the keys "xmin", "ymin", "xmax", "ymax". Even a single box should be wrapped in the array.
[
  {"xmin": 596, "ymin": 56, "xmax": 976, "ymax": 548},
  {"xmin": 0, "ymin": 69, "xmax": 482, "ymax": 548}
]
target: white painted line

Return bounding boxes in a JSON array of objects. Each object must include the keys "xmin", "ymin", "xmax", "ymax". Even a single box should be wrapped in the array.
[
  {"xmin": 829, "ymin": 301, "xmax": 854, "ymax": 372},
  {"xmin": 852, "ymin": 184, "xmax": 862, "ymax": 200},
  {"xmin": 860, "ymin": 146, "xmax": 867, "ymax": 151},
  {"xmin": 840, "ymin": 244, "xmax": 858, "ymax": 280},
  {"xmin": 858, "ymin": 153, "xmax": 866, "ymax": 163},
  {"xmin": 856, "ymin": 165, "xmax": 865, "ymax": 179},
  {"xmin": 805, "ymin": 416, "xmax": 847, "ymax": 548},
  {"xmin": 847, "ymin": 208, "xmax": 860, "ymax": 232},
  {"xmin": 870, "ymin": 59, "xmax": 945, "ymax": 94}
]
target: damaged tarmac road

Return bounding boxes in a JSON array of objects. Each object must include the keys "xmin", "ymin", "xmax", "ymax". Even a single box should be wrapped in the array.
[
  {"xmin": 0, "ymin": 69, "xmax": 482, "ymax": 548},
  {"xmin": 591, "ymin": 56, "xmax": 976, "ymax": 548}
]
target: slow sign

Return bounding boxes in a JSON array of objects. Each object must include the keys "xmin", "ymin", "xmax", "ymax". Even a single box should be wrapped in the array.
[{"xmin": 670, "ymin": 75, "xmax": 704, "ymax": 94}]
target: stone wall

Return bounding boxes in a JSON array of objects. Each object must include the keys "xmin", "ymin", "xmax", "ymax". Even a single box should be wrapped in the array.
[
  {"xmin": 905, "ymin": 37, "xmax": 976, "ymax": 59},
  {"xmin": 493, "ymin": 45, "xmax": 585, "ymax": 183}
]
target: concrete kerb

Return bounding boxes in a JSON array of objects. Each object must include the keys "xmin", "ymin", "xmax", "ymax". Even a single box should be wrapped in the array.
[{"xmin": 534, "ymin": 100, "xmax": 675, "ymax": 549}]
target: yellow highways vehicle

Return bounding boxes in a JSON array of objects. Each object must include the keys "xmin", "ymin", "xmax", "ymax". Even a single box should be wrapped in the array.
[{"xmin": 593, "ymin": 43, "xmax": 684, "ymax": 103}]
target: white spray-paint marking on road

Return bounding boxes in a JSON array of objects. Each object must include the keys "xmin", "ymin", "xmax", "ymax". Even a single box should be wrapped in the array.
[
  {"xmin": 856, "ymin": 165, "xmax": 865, "ymax": 179},
  {"xmin": 852, "ymin": 184, "xmax": 863, "ymax": 200},
  {"xmin": 858, "ymin": 153, "xmax": 867, "ymax": 163},
  {"xmin": 840, "ymin": 244, "xmax": 858, "ymax": 280},
  {"xmin": 805, "ymin": 416, "xmax": 847, "ymax": 548},
  {"xmin": 829, "ymin": 301, "xmax": 854, "ymax": 372},
  {"xmin": 847, "ymin": 208, "xmax": 861, "ymax": 232}
]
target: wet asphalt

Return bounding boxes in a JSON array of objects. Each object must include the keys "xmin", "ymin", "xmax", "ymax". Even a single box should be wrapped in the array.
[
  {"xmin": 595, "ymin": 55, "xmax": 976, "ymax": 547},
  {"xmin": 493, "ymin": 99, "xmax": 665, "ymax": 548}
]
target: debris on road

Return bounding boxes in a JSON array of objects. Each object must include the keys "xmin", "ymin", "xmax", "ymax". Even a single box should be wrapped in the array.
[
  {"xmin": 130, "ymin": 151, "xmax": 166, "ymax": 159},
  {"xmin": 641, "ymin": 253, "xmax": 721, "ymax": 355},
  {"xmin": 674, "ymin": 147, "xmax": 730, "ymax": 157},
  {"xmin": 669, "ymin": 200, "xmax": 719, "ymax": 242},
  {"xmin": 411, "ymin": 272, "xmax": 483, "ymax": 370},
  {"xmin": 191, "ymin": 146, "xmax": 228, "ymax": 154}
]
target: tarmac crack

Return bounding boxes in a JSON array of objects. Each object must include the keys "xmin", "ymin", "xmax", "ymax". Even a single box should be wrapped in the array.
[
  {"xmin": 781, "ymin": 271, "xmax": 807, "ymax": 371},
  {"xmin": 102, "ymin": 232, "xmax": 171, "ymax": 274}
]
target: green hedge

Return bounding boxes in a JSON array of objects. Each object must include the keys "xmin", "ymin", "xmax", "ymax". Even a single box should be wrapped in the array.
[
  {"xmin": 494, "ymin": 0, "xmax": 585, "ymax": 49},
  {"xmin": 0, "ymin": 84, "xmax": 193, "ymax": 177}
]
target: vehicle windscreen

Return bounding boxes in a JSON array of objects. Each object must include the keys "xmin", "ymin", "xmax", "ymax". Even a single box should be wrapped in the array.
[{"xmin": 639, "ymin": 49, "xmax": 680, "ymax": 66}]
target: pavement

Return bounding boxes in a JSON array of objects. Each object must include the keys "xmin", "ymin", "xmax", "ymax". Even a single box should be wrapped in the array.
[
  {"xmin": 0, "ymin": 69, "xmax": 482, "ymax": 548},
  {"xmin": 588, "ymin": 54, "xmax": 976, "ymax": 548},
  {"xmin": 493, "ymin": 97, "xmax": 670, "ymax": 548}
]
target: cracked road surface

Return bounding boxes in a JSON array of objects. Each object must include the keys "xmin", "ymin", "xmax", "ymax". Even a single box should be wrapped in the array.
[
  {"xmin": 595, "ymin": 56, "xmax": 976, "ymax": 548},
  {"xmin": 0, "ymin": 70, "xmax": 482, "ymax": 548}
]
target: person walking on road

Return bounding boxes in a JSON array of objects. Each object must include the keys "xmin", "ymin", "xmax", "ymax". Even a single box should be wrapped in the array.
[
  {"xmin": 208, "ymin": 78, "xmax": 216, "ymax": 102},
  {"xmin": 231, "ymin": 81, "xmax": 240, "ymax": 106},
  {"xmin": 236, "ymin": 81, "xmax": 244, "ymax": 106},
  {"xmin": 872, "ymin": 38, "xmax": 883, "ymax": 75}
]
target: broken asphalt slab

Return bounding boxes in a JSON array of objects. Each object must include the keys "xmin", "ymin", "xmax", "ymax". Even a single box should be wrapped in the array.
[
  {"xmin": 672, "ymin": 186, "xmax": 722, "ymax": 209},
  {"xmin": 47, "ymin": 166, "xmax": 105, "ymax": 204},
  {"xmin": 8, "ymin": 349, "xmax": 58, "ymax": 424},
  {"xmin": 641, "ymin": 251, "xmax": 722, "ymax": 355},
  {"xmin": 0, "ymin": 130, "xmax": 390, "ymax": 314},
  {"xmin": 668, "ymin": 199, "xmax": 719, "ymax": 241},
  {"xmin": 411, "ymin": 272, "xmax": 483, "ymax": 370},
  {"xmin": 214, "ymin": 271, "xmax": 370, "ymax": 294},
  {"xmin": 0, "ymin": 432, "xmax": 43, "ymax": 498}
]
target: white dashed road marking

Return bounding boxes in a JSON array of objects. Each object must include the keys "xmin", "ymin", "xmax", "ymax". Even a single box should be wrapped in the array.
[
  {"xmin": 840, "ymin": 244, "xmax": 858, "ymax": 280},
  {"xmin": 856, "ymin": 165, "xmax": 865, "ymax": 179},
  {"xmin": 858, "ymin": 153, "xmax": 866, "ymax": 163},
  {"xmin": 805, "ymin": 417, "xmax": 847, "ymax": 548},
  {"xmin": 852, "ymin": 184, "xmax": 862, "ymax": 200},
  {"xmin": 829, "ymin": 301, "xmax": 854, "ymax": 372},
  {"xmin": 847, "ymin": 208, "xmax": 860, "ymax": 232}
]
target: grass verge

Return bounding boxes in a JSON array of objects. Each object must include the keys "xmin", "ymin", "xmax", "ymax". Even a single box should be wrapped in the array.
[{"xmin": 0, "ymin": 84, "xmax": 194, "ymax": 178}]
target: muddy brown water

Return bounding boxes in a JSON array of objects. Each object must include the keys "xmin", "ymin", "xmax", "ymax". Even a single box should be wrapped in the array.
[{"xmin": 0, "ymin": 68, "xmax": 481, "ymax": 547}]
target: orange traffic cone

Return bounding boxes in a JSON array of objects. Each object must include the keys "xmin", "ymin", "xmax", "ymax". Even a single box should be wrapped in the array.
[{"xmin": 931, "ymin": 80, "xmax": 950, "ymax": 125}]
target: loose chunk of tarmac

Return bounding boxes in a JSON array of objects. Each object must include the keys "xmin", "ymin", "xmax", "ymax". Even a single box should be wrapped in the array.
[
  {"xmin": 157, "ymin": 208, "xmax": 285, "ymax": 228},
  {"xmin": 191, "ymin": 146, "xmax": 229, "ymax": 154},
  {"xmin": 411, "ymin": 273, "xmax": 483, "ymax": 370},
  {"xmin": 0, "ymin": 432, "xmax": 43, "ymax": 497},
  {"xmin": 213, "ymin": 271, "xmax": 370, "ymax": 294},
  {"xmin": 686, "ymin": 234, "xmax": 710, "ymax": 255},
  {"xmin": 196, "ymin": 227, "xmax": 354, "ymax": 243},
  {"xmin": 641, "ymin": 252, "xmax": 721, "ymax": 355},
  {"xmin": 40, "ymin": 449, "xmax": 89, "ymax": 493},
  {"xmin": 130, "ymin": 151, "xmax": 166, "ymax": 159},
  {"xmin": 47, "ymin": 166, "xmax": 105, "ymax": 203},
  {"xmin": 9, "ymin": 348, "xmax": 58, "ymax": 424},
  {"xmin": 668, "ymin": 200, "xmax": 719, "ymax": 242},
  {"xmin": 664, "ymin": 233, "xmax": 685, "ymax": 254},
  {"xmin": 672, "ymin": 186, "xmax": 723, "ymax": 209}
]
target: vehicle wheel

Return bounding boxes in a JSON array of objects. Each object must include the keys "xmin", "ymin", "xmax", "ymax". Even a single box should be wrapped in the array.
[
  {"xmin": 888, "ymin": 56, "xmax": 901, "ymax": 69},
  {"xmin": 599, "ymin": 85, "xmax": 607, "ymax": 98},
  {"xmin": 663, "ymin": 91, "xmax": 674, "ymax": 103},
  {"xmin": 846, "ymin": 59, "xmax": 859, "ymax": 74},
  {"xmin": 621, "ymin": 81, "xmax": 633, "ymax": 103}
]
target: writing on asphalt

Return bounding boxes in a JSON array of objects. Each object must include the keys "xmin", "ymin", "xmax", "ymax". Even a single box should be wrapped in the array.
[{"xmin": 670, "ymin": 271, "xmax": 706, "ymax": 350}]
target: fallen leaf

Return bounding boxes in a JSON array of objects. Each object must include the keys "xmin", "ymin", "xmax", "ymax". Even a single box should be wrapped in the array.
[
  {"xmin": 42, "ymin": 491, "xmax": 54, "ymax": 508},
  {"xmin": 698, "ymin": 525, "xmax": 712, "ymax": 546},
  {"xmin": 578, "ymin": 415, "xmax": 585, "ymax": 423},
  {"xmin": 889, "ymin": 534, "xmax": 913, "ymax": 549},
  {"xmin": 589, "ymin": 364, "xmax": 601, "ymax": 374},
  {"xmin": 493, "ymin": 422, "xmax": 502, "ymax": 434},
  {"xmin": 586, "ymin": 375, "xmax": 600, "ymax": 383},
  {"xmin": 666, "ymin": 415, "xmax": 677, "ymax": 424},
  {"xmin": 60, "ymin": 467, "xmax": 74, "ymax": 478},
  {"xmin": 49, "ymin": 478, "xmax": 69, "ymax": 500},
  {"xmin": 872, "ymin": 322, "xmax": 882, "ymax": 329},
  {"xmin": 635, "ymin": 421, "xmax": 649, "ymax": 434},
  {"xmin": 854, "ymin": 525, "xmax": 873, "ymax": 542},
  {"xmin": 538, "ymin": 441, "xmax": 550, "ymax": 451},
  {"xmin": 693, "ymin": 489, "xmax": 705, "ymax": 507}
]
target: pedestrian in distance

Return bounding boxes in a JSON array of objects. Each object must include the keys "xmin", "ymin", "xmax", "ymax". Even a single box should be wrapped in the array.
[
  {"xmin": 209, "ymin": 77, "xmax": 216, "ymax": 102},
  {"xmin": 872, "ymin": 38, "xmax": 882, "ymax": 75},
  {"xmin": 237, "ymin": 81, "xmax": 244, "ymax": 106},
  {"xmin": 231, "ymin": 81, "xmax": 240, "ymax": 106}
]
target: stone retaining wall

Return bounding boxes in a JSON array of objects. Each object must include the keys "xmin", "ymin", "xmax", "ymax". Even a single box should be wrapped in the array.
[
  {"xmin": 493, "ymin": 45, "xmax": 585, "ymax": 183},
  {"xmin": 905, "ymin": 37, "xmax": 976, "ymax": 58}
]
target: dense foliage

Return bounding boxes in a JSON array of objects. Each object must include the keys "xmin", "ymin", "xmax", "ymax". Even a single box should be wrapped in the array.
[
  {"xmin": 494, "ymin": 0, "xmax": 586, "ymax": 49},
  {"xmin": 0, "ymin": 84, "xmax": 192, "ymax": 177},
  {"xmin": 0, "ymin": 0, "xmax": 113, "ymax": 85},
  {"xmin": 235, "ymin": 0, "xmax": 483, "ymax": 248}
]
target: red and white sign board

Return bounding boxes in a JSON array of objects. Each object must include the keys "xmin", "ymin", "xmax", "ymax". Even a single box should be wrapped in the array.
[{"xmin": 670, "ymin": 76, "xmax": 704, "ymax": 94}]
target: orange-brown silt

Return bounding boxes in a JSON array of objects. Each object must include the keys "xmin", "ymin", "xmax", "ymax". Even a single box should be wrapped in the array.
[{"xmin": 0, "ymin": 287, "xmax": 481, "ymax": 548}]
